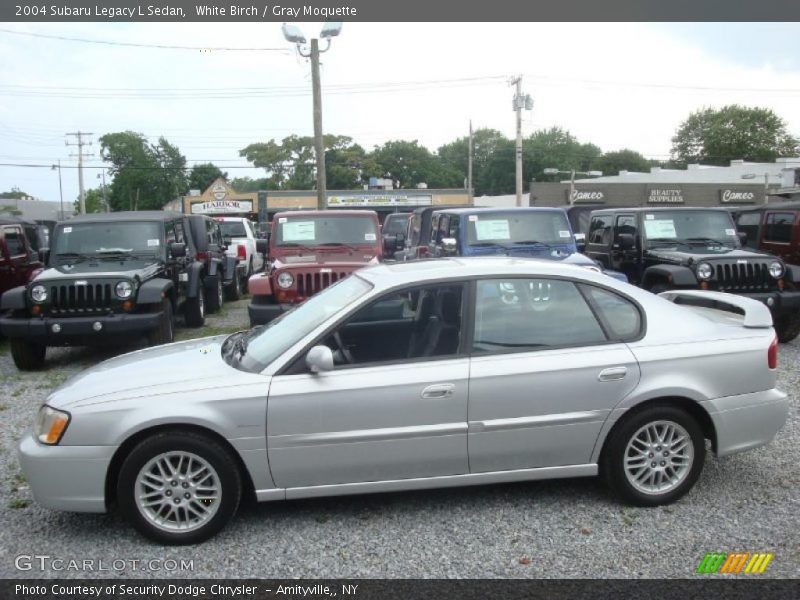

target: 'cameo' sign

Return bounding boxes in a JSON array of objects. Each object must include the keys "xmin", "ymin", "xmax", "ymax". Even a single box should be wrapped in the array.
[
  {"xmin": 191, "ymin": 200, "xmax": 253, "ymax": 214},
  {"xmin": 719, "ymin": 189, "xmax": 757, "ymax": 204},
  {"xmin": 569, "ymin": 189, "xmax": 605, "ymax": 203},
  {"xmin": 647, "ymin": 188, "xmax": 684, "ymax": 204}
]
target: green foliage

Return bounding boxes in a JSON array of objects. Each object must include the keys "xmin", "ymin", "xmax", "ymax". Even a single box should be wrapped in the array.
[
  {"xmin": 73, "ymin": 187, "xmax": 107, "ymax": 214},
  {"xmin": 590, "ymin": 149, "xmax": 652, "ymax": 176},
  {"xmin": 100, "ymin": 131, "xmax": 188, "ymax": 211},
  {"xmin": 228, "ymin": 176, "xmax": 274, "ymax": 192},
  {"xmin": 671, "ymin": 105, "xmax": 798, "ymax": 166},
  {"xmin": 370, "ymin": 139, "xmax": 461, "ymax": 189},
  {"xmin": 524, "ymin": 127, "xmax": 602, "ymax": 182},
  {"xmin": 0, "ymin": 186, "xmax": 28, "ymax": 200},
  {"xmin": 188, "ymin": 163, "xmax": 228, "ymax": 192}
]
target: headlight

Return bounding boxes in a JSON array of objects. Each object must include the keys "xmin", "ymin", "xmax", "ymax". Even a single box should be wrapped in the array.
[
  {"xmin": 769, "ymin": 261, "xmax": 784, "ymax": 279},
  {"xmin": 277, "ymin": 272, "xmax": 294, "ymax": 289},
  {"xmin": 31, "ymin": 285, "xmax": 47, "ymax": 303},
  {"xmin": 696, "ymin": 262, "xmax": 713, "ymax": 280},
  {"xmin": 33, "ymin": 405, "xmax": 70, "ymax": 445},
  {"xmin": 115, "ymin": 280, "xmax": 133, "ymax": 299}
]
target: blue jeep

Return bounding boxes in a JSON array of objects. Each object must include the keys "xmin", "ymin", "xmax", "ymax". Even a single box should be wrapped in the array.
[{"xmin": 428, "ymin": 207, "xmax": 627, "ymax": 281}]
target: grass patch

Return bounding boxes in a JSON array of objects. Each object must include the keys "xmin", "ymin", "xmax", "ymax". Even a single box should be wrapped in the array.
[{"xmin": 8, "ymin": 499, "xmax": 29, "ymax": 509}]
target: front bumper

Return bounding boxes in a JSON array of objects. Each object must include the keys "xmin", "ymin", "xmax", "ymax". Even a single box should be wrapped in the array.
[
  {"xmin": 737, "ymin": 290, "xmax": 800, "ymax": 317},
  {"xmin": 18, "ymin": 431, "xmax": 114, "ymax": 513},
  {"xmin": 248, "ymin": 301, "xmax": 286, "ymax": 326},
  {"xmin": 701, "ymin": 388, "xmax": 789, "ymax": 457},
  {"xmin": 0, "ymin": 312, "xmax": 162, "ymax": 344}
]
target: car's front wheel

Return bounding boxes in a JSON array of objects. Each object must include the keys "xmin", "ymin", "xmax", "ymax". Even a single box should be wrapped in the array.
[
  {"xmin": 206, "ymin": 276, "xmax": 224, "ymax": 313},
  {"xmin": 10, "ymin": 338, "xmax": 46, "ymax": 370},
  {"xmin": 147, "ymin": 299, "xmax": 174, "ymax": 346},
  {"xmin": 184, "ymin": 288, "xmax": 205, "ymax": 327},
  {"xmin": 117, "ymin": 431, "xmax": 242, "ymax": 545},
  {"xmin": 602, "ymin": 404, "xmax": 705, "ymax": 506}
]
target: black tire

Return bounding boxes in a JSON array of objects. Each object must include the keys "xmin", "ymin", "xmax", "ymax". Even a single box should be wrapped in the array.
[
  {"xmin": 147, "ymin": 299, "xmax": 174, "ymax": 346},
  {"xmin": 116, "ymin": 430, "xmax": 242, "ymax": 545},
  {"xmin": 206, "ymin": 276, "xmax": 224, "ymax": 314},
  {"xmin": 602, "ymin": 404, "xmax": 705, "ymax": 506},
  {"xmin": 225, "ymin": 272, "xmax": 242, "ymax": 301},
  {"xmin": 184, "ymin": 287, "xmax": 206, "ymax": 328},
  {"xmin": 10, "ymin": 338, "xmax": 46, "ymax": 370},
  {"xmin": 775, "ymin": 313, "xmax": 800, "ymax": 343}
]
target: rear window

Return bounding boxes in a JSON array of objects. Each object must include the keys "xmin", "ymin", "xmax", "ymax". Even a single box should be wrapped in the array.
[
  {"xmin": 764, "ymin": 212, "xmax": 794, "ymax": 243},
  {"xmin": 219, "ymin": 221, "xmax": 247, "ymax": 238}
]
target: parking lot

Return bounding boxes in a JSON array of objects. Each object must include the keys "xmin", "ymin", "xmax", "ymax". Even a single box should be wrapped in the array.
[{"xmin": 0, "ymin": 298, "xmax": 797, "ymax": 579}]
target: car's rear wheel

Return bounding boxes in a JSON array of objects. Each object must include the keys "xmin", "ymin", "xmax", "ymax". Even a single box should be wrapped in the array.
[
  {"xmin": 117, "ymin": 430, "xmax": 242, "ymax": 545},
  {"xmin": 147, "ymin": 299, "xmax": 174, "ymax": 346},
  {"xmin": 10, "ymin": 338, "xmax": 46, "ymax": 370},
  {"xmin": 602, "ymin": 405, "xmax": 704, "ymax": 506},
  {"xmin": 225, "ymin": 272, "xmax": 242, "ymax": 301},
  {"xmin": 185, "ymin": 288, "xmax": 205, "ymax": 328},
  {"xmin": 206, "ymin": 276, "xmax": 224, "ymax": 313}
]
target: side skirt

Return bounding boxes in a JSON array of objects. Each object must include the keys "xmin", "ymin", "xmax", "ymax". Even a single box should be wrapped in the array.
[{"xmin": 255, "ymin": 463, "xmax": 597, "ymax": 502}]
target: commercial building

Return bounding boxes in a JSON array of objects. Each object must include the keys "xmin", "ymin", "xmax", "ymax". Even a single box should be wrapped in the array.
[{"xmin": 530, "ymin": 158, "xmax": 800, "ymax": 208}]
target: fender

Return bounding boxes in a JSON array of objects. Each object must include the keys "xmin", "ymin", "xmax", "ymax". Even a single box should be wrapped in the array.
[
  {"xmin": 784, "ymin": 264, "xmax": 800, "ymax": 285},
  {"xmin": 137, "ymin": 278, "xmax": 174, "ymax": 305},
  {"xmin": 208, "ymin": 257, "xmax": 222, "ymax": 278},
  {"xmin": 247, "ymin": 272, "xmax": 272, "ymax": 297},
  {"xmin": 187, "ymin": 262, "xmax": 204, "ymax": 298},
  {"xmin": 0, "ymin": 286, "xmax": 27, "ymax": 310},
  {"xmin": 222, "ymin": 256, "xmax": 238, "ymax": 283},
  {"xmin": 641, "ymin": 264, "xmax": 697, "ymax": 288}
]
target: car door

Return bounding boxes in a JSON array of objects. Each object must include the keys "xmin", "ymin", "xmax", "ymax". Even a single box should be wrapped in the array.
[
  {"xmin": 760, "ymin": 210, "xmax": 798, "ymax": 265},
  {"xmin": 612, "ymin": 213, "xmax": 639, "ymax": 282},
  {"xmin": 267, "ymin": 282, "xmax": 470, "ymax": 489},
  {"xmin": 467, "ymin": 277, "xmax": 641, "ymax": 473},
  {"xmin": 585, "ymin": 214, "xmax": 614, "ymax": 269},
  {"xmin": 0, "ymin": 225, "xmax": 31, "ymax": 291}
]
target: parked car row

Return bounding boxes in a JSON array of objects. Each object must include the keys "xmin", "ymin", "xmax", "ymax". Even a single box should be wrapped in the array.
[{"xmin": 0, "ymin": 211, "xmax": 252, "ymax": 370}]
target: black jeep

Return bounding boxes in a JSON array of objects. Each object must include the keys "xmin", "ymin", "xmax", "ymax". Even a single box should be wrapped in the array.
[
  {"xmin": 585, "ymin": 207, "xmax": 800, "ymax": 342},
  {"xmin": 186, "ymin": 214, "xmax": 245, "ymax": 309},
  {"xmin": 0, "ymin": 211, "xmax": 208, "ymax": 370}
]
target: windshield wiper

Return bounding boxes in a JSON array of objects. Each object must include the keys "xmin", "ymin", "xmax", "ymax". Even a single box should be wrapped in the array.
[
  {"xmin": 469, "ymin": 242, "xmax": 510, "ymax": 248},
  {"xmin": 646, "ymin": 238, "xmax": 680, "ymax": 247},
  {"xmin": 319, "ymin": 242, "xmax": 360, "ymax": 252},
  {"xmin": 278, "ymin": 243, "xmax": 316, "ymax": 253},
  {"xmin": 682, "ymin": 237, "xmax": 732, "ymax": 246},
  {"xmin": 54, "ymin": 252, "xmax": 93, "ymax": 263}
]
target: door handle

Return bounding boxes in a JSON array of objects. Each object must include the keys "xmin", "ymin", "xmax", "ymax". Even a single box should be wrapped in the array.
[
  {"xmin": 598, "ymin": 367, "xmax": 627, "ymax": 382},
  {"xmin": 421, "ymin": 383, "xmax": 455, "ymax": 399}
]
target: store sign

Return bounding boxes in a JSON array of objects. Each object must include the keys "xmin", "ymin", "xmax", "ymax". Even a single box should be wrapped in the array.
[
  {"xmin": 191, "ymin": 200, "xmax": 253, "ymax": 214},
  {"xmin": 719, "ymin": 189, "xmax": 757, "ymax": 204},
  {"xmin": 569, "ymin": 189, "xmax": 605, "ymax": 203},
  {"xmin": 211, "ymin": 183, "xmax": 228, "ymax": 201},
  {"xmin": 327, "ymin": 194, "xmax": 433, "ymax": 207},
  {"xmin": 647, "ymin": 188, "xmax": 684, "ymax": 204}
]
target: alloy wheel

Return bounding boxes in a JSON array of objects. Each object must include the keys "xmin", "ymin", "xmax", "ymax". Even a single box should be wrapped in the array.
[{"xmin": 623, "ymin": 420, "xmax": 694, "ymax": 495}]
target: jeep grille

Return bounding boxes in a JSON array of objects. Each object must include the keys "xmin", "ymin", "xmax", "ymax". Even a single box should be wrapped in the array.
[
  {"xmin": 296, "ymin": 271, "xmax": 350, "ymax": 297},
  {"xmin": 714, "ymin": 262, "xmax": 771, "ymax": 291},
  {"xmin": 50, "ymin": 283, "xmax": 113, "ymax": 313}
]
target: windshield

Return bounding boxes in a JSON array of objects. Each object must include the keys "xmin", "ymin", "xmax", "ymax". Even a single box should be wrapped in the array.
[
  {"xmin": 274, "ymin": 216, "xmax": 378, "ymax": 247},
  {"xmin": 383, "ymin": 214, "xmax": 410, "ymax": 235},
  {"xmin": 52, "ymin": 221, "xmax": 162, "ymax": 260},
  {"xmin": 236, "ymin": 275, "xmax": 373, "ymax": 372},
  {"xmin": 219, "ymin": 221, "xmax": 247, "ymax": 238},
  {"xmin": 641, "ymin": 210, "xmax": 739, "ymax": 247},
  {"xmin": 466, "ymin": 211, "xmax": 573, "ymax": 246}
]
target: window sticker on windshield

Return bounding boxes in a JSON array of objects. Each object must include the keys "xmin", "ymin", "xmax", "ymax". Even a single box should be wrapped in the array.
[
  {"xmin": 475, "ymin": 219, "xmax": 511, "ymax": 240},
  {"xmin": 282, "ymin": 221, "xmax": 316, "ymax": 241},
  {"xmin": 63, "ymin": 226, "xmax": 72, "ymax": 233},
  {"xmin": 278, "ymin": 217, "xmax": 287, "ymax": 224},
  {"xmin": 468, "ymin": 215, "xmax": 478, "ymax": 221},
  {"xmin": 364, "ymin": 233, "xmax": 376, "ymax": 241},
  {"xmin": 725, "ymin": 228, "xmax": 736, "ymax": 236},
  {"xmin": 559, "ymin": 230, "xmax": 570, "ymax": 238},
  {"xmin": 645, "ymin": 214, "xmax": 654, "ymax": 220},
  {"xmin": 643, "ymin": 219, "xmax": 677, "ymax": 238},
  {"xmin": 147, "ymin": 239, "xmax": 160, "ymax": 247}
]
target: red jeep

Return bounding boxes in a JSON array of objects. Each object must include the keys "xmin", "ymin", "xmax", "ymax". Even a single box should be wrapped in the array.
[
  {"xmin": 0, "ymin": 217, "xmax": 43, "ymax": 304},
  {"xmin": 247, "ymin": 210, "xmax": 382, "ymax": 325}
]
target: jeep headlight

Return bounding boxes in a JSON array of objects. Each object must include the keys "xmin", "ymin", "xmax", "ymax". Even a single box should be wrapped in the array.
[
  {"xmin": 277, "ymin": 272, "xmax": 294, "ymax": 289},
  {"xmin": 696, "ymin": 262, "xmax": 713, "ymax": 281},
  {"xmin": 34, "ymin": 405, "xmax": 70, "ymax": 445},
  {"xmin": 769, "ymin": 261, "xmax": 784, "ymax": 279},
  {"xmin": 115, "ymin": 280, "xmax": 133, "ymax": 299},
  {"xmin": 31, "ymin": 285, "xmax": 47, "ymax": 303}
]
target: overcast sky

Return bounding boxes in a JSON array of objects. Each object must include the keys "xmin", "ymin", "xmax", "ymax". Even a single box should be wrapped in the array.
[{"xmin": 2, "ymin": 22, "xmax": 800, "ymax": 203}]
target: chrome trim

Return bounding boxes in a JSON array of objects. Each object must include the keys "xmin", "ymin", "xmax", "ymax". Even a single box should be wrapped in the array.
[
  {"xmin": 470, "ymin": 410, "xmax": 607, "ymax": 433},
  {"xmin": 269, "ymin": 422, "xmax": 467, "ymax": 448}
]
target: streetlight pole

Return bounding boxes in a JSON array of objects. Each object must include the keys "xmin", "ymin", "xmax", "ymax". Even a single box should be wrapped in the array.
[{"xmin": 468, "ymin": 120, "xmax": 473, "ymax": 204}]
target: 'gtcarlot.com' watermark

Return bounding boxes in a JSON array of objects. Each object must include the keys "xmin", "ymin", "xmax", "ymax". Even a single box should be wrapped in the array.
[{"xmin": 15, "ymin": 555, "xmax": 194, "ymax": 573}]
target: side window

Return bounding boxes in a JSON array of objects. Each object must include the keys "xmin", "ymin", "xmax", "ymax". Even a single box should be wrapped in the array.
[
  {"xmin": 165, "ymin": 221, "xmax": 177, "ymax": 245},
  {"xmin": 173, "ymin": 221, "xmax": 186, "ymax": 244},
  {"xmin": 580, "ymin": 285, "xmax": 642, "ymax": 341},
  {"xmin": 614, "ymin": 215, "xmax": 637, "ymax": 242},
  {"xmin": 588, "ymin": 215, "xmax": 613, "ymax": 245},
  {"xmin": 3, "ymin": 227, "xmax": 25, "ymax": 257},
  {"xmin": 437, "ymin": 215, "xmax": 449, "ymax": 243},
  {"xmin": 323, "ymin": 284, "xmax": 464, "ymax": 367},
  {"xmin": 735, "ymin": 211, "xmax": 761, "ymax": 247},
  {"xmin": 473, "ymin": 279, "xmax": 607, "ymax": 353},
  {"xmin": 763, "ymin": 212, "xmax": 794, "ymax": 243},
  {"xmin": 448, "ymin": 216, "xmax": 460, "ymax": 239}
]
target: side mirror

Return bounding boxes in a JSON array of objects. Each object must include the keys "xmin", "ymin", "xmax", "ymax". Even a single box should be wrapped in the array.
[
  {"xmin": 38, "ymin": 247, "xmax": 50, "ymax": 264},
  {"xmin": 617, "ymin": 233, "xmax": 635, "ymax": 250},
  {"xmin": 574, "ymin": 233, "xmax": 586, "ymax": 253},
  {"xmin": 737, "ymin": 231, "xmax": 748, "ymax": 245},
  {"xmin": 306, "ymin": 345, "xmax": 334, "ymax": 373},
  {"xmin": 256, "ymin": 239, "xmax": 269, "ymax": 255},
  {"xmin": 441, "ymin": 237, "xmax": 457, "ymax": 255},
  {"xmin": 395, "ymin": 232, "xmax": 406, "ymax": 251},
  {"xmin": 169, "ymin": 242, "xmax": 187, "ymax": 259}
]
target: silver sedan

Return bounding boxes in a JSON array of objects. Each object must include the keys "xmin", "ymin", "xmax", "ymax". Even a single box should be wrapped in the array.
[{"xmin": 19, "ymin": 257, "xmax": 789, "ymax": 544}]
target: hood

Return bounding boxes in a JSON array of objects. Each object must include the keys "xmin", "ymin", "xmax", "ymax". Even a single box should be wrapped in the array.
[
  {"xmin": 646, "ymin": 246, "xmax": 774, "ymax": 265},
  {"xmin": 46, "ymin": 336, "xmax": 251, "ymax": 409},
  {"xmin": 465, "ymin": 243, "xmax": 579, "ymax": 261},
  {"xmin": 274, "ymin": 251, "xmax": 379, "ymax": 269},
  {"xmin": 34, "ymin": 259, "xmax": 162, "ymax": 283}
]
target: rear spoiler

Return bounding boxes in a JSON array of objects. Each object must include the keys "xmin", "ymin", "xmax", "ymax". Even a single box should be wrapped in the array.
[{"xmin": 658, "ymin": 290, "xmax": 773, "ymax": 329}]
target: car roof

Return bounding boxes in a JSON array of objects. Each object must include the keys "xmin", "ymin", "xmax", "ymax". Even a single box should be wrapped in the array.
[
  {"xmin": 357, "ymin": 256, "xmax": 614, "ymax": 289},
  {"xmin": 272, "ymin": 210, "xmax": 378, "ymax": 218},
  {"xmin": 592, "ymin": 207, "xmax": 729, "ymax": 213},
  {"xmin": 438, "ymin": 207, "xmax": 565, "ymax": 216},
  {"xmin": 63, "ymin": 211, "xmax": 183, "ymax": 223},
  {"xmin": 0, "ymin": 216, "xmax": 37, "ymax": 226}
]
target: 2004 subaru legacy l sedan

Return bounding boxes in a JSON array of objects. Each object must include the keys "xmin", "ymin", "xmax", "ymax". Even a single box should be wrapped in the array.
[{"xmin": 19, "ymin": 257, "xmax": 789, "ymax": 544}]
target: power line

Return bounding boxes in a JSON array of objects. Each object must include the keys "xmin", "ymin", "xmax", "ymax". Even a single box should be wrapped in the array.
[{"xmin": 0, "ymin": 27, "xmax": 289, "ymax": 52}]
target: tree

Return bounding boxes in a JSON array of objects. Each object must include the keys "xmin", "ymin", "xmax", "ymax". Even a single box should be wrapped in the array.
[
  {"xmin": 524, "ymin": 127, "xmax": 602, "ymax": 182},
  {"xmin": 370, "ymin": 140, "xmax": 461, "ymax": 189},
  {"xmin": 99, "ymin": 131, "xmax": 188, "ymax": 211},
  {"xmin": 439, "ymin": 128, "xmax": 514, "ymax": 196},
  {"xmin": 590, "ymin": 149, "xmax": 652, "ymax": 176},
  {"xmin": 0, "ymin": 186, "xmax": 29, "ymax": 200},
  {"xmin": 73, "ymin": 188, "xmax": 106, "ymax": 214},
  {"xmin": 671, "ymin": 105, "xmax": 798, "ymax": 166},
  {"xmin": 188, "ymin": 163, "xmax": 228, "ymax": 192},
  {"xmin": 228, "ymin": 176, "xmax": 274, "ymax": 192}
]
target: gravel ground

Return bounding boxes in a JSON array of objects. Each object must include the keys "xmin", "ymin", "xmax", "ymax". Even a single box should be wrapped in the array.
[{"xmin": 0, "ymin": 299, "xmax": 797, "ymax": 579}]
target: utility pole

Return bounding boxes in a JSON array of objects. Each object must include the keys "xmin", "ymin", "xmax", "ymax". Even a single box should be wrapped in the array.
[
  {"xmin": 468, "ymin": 120, "xmax": 474, "ymax": 204},
  {"xmin": 99, "ymin": 169, "xmax": 109, "ymax": 212},
  {"xmin": 66, "ymin": 131, "xmax": 93, "ymax": 214},
  {"xmin": 510, "ymin": 77, "xmax": 532, "ymax": 207},
  {"xmin": 52, "ymin": 160, "xmax": 64, "ymax": 219},
  {"xmin": 310, "ymin": 39, "xmax": 326, "ymax": 211}
]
